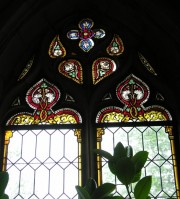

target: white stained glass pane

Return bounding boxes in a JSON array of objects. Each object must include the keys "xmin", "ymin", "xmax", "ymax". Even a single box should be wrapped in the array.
[
  {"xmin": 65, "ymin": 129, "xmax": 78, "ymax": 160},
  {"xmin": 35, "ymin": 165, "xmax": 49, "ymax": 198},
  {"xmin": 50, "ymin": 130, "xmax": 64, "ymax": 161},
  {"xmin": 128, "ymin": 127, "xmax": 143, "ymax": 153},
  {"xmin": 64, "ymin": 165, "xmax": 78, "ymax": 198},
  {"xmin": 157, "ymin": 128, "xmax": 172, "ymax": 158},
  {"xmin": 5, "ymin": 166, "xmax": 20, "ymax": 198},
  {"xmin": 102, "ymin": 163, "xmax": 115, "ymax": 184},
  {"xmin": 5, "ymin": 129, "xmax": 79, "ymax": 199},
  {"xmin": 7, "ymin": 131, "xmax": 22, "ymax": 163},
  {"xmin": 101, "ymin": 127, "xmax": 114, "ymax": 154},
  {"xmin": 143, "ymin": 127, "xmax": 158, "ymax": 159},
  {"xmin": 101, "ymin": 126, "xmax": 177, "ymax": 198},
  {"xmin": 22, "ymin": 131, "xmax": 36, "ymax": 162},
  {"xmin": 49, "ymin": 165, "xmax": 63, "ymax": 198},
  {"xmin": 36, "ymin": 130, "xmax": 50, "ymax": 162},
  {"xmin": 20, "ymin": 166, "xmax": 35, "ymax": 198},
  {"xmin": 161, "ymin": 161, "xmax": 177, "ymax": 195}
]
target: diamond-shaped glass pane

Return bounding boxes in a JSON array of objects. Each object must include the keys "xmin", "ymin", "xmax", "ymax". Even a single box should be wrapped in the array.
[
  {"xmin": 44, "ymin": 195, "xmax": 54, "ymax": 199},
  {"xmin": 29, "ymin": 195, "xmax": 39, "ymax": 199},
  {"xmin": 14, "ymin": 196, "xmax": 24, "ymax": 199},
  {"xmin": 44, "ymin": 158, "xmax": 56, "ymax": 169},
  {"xmin": 58, "ymin": 157, "xmax": 70, "ymax": 169},
  {"xmin": 14, "ymin": 158, "xmax": 27, "ymax": 170},
  {"xmin": 29, "ymin": 158, "xmax": 41, "ymax": 170}
]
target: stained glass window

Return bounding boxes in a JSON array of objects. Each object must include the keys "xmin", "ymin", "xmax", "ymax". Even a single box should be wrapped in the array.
[
  {"xmin": 106, "ymin": 34, "xmax": 124, "ymax": 56},
  {"xmin": 4, "ymin": 79, "xmax": 82, "ymax": 198},
  {"xmin": 2, "ymin": 17, "xmax": 179, "ymax": 199},
  {"xmin": 67, "ymin": 18, "xmax": 105, "ymax": 52},
  {"xmin": 138, "ymin": 52, "xmax": 157, "ymax": 76},
  {"xmin": 58, "ymin": 60, "xmax": 83, "ymax": 84},
  {"xmin": 96, "ymin": 74, "xmax": 171, "ymax": 122},
  {"xmin": 92, "ymin": 57, "xmax": 117, "ymax": 85},
  {"xmin": 7, "ymin": 79, "xmax": 82, "ymax": 125},
  {"xmin": 48, "ymin": 18, "xmax": 125, "ymax": 85},
  {"xmin": 48, "ymin": 35, "xmax": 66, "ymax": 58},
  {"xmin": 97, "ymin": 126, "xmax": 178, "ymax": 198},
  {"xmin": 18, "ymin": 57, "xmax": 34, "ymax": 81},
  {"xmin": 96, "ymin": 74, "xmax": 179, "ymax": 198},
  {"xmin": 4, "ymin": 128, "xmax": 81, "ymax": 199}
]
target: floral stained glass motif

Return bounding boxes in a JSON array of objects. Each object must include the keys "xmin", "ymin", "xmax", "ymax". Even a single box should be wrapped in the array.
[
  {"xmin": 58, "ymin": 59, "xmax": 83, "ymax": 84},
  {"xmin": 92, "ymin": 57, "xmax": 117, "ymax": 85},
  {"xmin": 106, "ymin": 34, "xmax": 124, "ymax": 56},
  {"xmin": 96, "ymin": 74, "xmax": 172, "ymax": 122},
  {"xmin": 18, "ymin": 57, "xmax": 34, "ymax": 81},
  {"xmin": 48, "ymin": 35, "xmax": 66, "ymax": 58},
  {"xmin": 67, "ymin": 18, "xmax": 105, "ymax": 52},
  {"xmin": 138, "ymin": 52, "xmax": 157, "ymax": 75},
  {"xmin": 7, "ymin": 79, "xmax": 82, "ymax": 125}
]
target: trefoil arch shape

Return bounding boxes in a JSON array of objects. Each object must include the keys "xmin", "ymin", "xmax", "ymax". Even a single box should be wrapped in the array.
[
  {"xmin": 6, "ymin": 78, "xmax": 82, "ymax": 125},
  {"xmin": 96, "ymin": 74, "xmax": 172, "ymax": 123}
]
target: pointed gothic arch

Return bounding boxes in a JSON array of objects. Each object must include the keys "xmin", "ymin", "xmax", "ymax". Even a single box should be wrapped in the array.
[{"xmin": 0, "ymin": 4, "xmax": 180, "ymax": 198}]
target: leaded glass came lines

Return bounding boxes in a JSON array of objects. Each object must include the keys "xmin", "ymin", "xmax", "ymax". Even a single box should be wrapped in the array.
[
  {"xmin": 5, "ymin": 129, "xmax": 81, "ymax": 199},
  {"xmin": 98, "ymin": 126, "xmax": 177, "ymax": 198}
]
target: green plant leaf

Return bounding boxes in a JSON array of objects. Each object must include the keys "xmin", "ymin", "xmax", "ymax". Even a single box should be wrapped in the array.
[
  {"xmin": 132, "ymin": 151, "xmax": 148, "ymax": 174},
  {"xmin": 94, "ymin": 149, "xmax": 113, "ymax": 161},
  {"xmin": 115, "ymin": 157, "xmax": 135, "ymax": 185},
  {"xmin": 75, "ymin": 185, "xmax": 91, "ymax": 199},
  {"xmin": 91, "ymin": 183, "xmax": 116, "ymax": 199},
  {"xmin": 131, "ymin": 171, "xmax": 141, "ymax": 183},
  {"xmin": 0, "ymin": 172, "xmax": 9, "ymax": 196},
  {"xmin": 125, "ymin": 146, "xmax": 133, "ymax": 158},
  {"xmin": 84, "ymin": 178, "xmax": 97, "ymax": 195},
  {"xmin": 0, "ymin": 194, "xmax": 9, "ymax": 199},
  {"xmin": 108, "ymin": 159, "xmax": 116, "ymax": 174},
  {"xmin": 134, "ymin": 176, "xmax": 152, "ymax": 199},
  {"xmin": 114, "ymin": 142, "xmax": 126, "ymax": 159},
  {"xmin": 104, "ymin": 196, "xmax": 125, "ymax": 199}
]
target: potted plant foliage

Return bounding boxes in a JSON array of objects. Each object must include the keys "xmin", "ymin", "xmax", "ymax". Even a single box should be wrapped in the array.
[
  {"xmin": 75, "ymin": 142, "xmax": 152, "ymax": 199},
  {"xmin": 0, "ymin": 171, "xmax": 9, "ymax": 199}
]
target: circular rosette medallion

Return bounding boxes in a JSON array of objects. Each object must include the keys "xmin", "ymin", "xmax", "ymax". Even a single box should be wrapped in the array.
[
  {"xmin": 92, "ymin": 57, "xmax": 117, "ymax": 84},
  {"xmin": 58, "ymin": 59, "xmax": 83, "ymax": 84}
]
